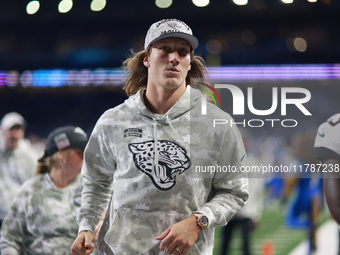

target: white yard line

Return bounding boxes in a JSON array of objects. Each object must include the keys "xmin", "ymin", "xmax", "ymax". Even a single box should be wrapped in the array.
[{"xmin": 289, "ymin": 219, "xmax": 339, "ymax": 255}]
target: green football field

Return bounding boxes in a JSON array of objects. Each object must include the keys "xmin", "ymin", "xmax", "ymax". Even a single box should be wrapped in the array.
[{"xmin": 212, "ymin": 203, "xmax": 329, "ymax": 255}]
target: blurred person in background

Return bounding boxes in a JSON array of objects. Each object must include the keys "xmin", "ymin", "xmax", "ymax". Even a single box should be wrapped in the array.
[
  {"xmin": 282, "ymin": 133, "xmax": 323, "ymax": 255},
  {"xmin": 314, "ymin": 113, "xmax": 340, "ymax": 224},
  {"xmin": 0, "ymin": 112, "xmax": 38, "ymax": 228},
  {"xmin": 314, "ymin": 113, "xmax": 340, "ymax": 255},
  {"xmin": 0, "ymin": 125, "xmax": 94, "ymax": 255},
  {"xmin": 221, "ymin": 136, "xmax": 265, "ymax": 255}
]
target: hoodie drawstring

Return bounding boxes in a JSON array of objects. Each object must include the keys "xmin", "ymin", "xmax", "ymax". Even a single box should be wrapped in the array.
[
  {"xmin": 153, "ymin": 118, "xmax": 159, "ymax": 175},
  {"xmin": 166, "ymin": 114, "xmax": 200, "ymax": 168},
  {"xmin": 166, "ymin": 114, "xmax": 182, "ymax": 145}
]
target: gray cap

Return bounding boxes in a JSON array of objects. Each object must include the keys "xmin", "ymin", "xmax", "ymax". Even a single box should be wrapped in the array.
[{"xmin": 144, "ymin": 18, "xmax": 199, "ymax": 50}]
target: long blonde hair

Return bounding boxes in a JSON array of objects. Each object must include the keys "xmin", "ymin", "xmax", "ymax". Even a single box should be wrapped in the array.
[
  {"xmin": 122, "ymin": 47, "xmax": 208, "ymax": 97},
  {"xmin": 35, "ymin": 153, "xmax": 58, "ymax": 175}
]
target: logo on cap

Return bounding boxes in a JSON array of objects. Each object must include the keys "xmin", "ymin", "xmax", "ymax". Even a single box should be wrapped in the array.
[
  {"xmin": 54, "ymin": 133, "xmax": 71, "ymax": 151},
  {"xmin": 168, "ymin": 21, "xmax": 182, "ymax": 30}
]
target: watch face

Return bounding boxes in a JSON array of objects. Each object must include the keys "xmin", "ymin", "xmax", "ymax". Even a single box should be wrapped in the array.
[{"xmin": 200, "ymin": 216, "xmax": 209, "ymax": 227}]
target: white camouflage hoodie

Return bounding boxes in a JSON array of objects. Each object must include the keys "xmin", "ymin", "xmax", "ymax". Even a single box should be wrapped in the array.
[{"xmin": 77, "ymin": 85, "xmax": 249, "ymax": 255}]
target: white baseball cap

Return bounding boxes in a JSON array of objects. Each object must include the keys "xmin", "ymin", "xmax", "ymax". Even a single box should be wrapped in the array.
[
  {"xmin": 0, "ymin": 112, "xmax": 26, "ymax": 131},
  {"xmin": 144, "ymin": 18, "xmax": 199, "ymax": 50}
]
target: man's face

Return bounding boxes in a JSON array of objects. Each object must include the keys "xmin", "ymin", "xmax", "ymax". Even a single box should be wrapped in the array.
[
  {"xmin": 144, "ymin": 37, "xmax": 191, "ymax": 90},
  {"xmin": 62, "ymin": 148, "xmax": 84, "ymax": 175},
  {"xmin": 3, "ymin": 125, "xmax": 24, "ymax": 151}
]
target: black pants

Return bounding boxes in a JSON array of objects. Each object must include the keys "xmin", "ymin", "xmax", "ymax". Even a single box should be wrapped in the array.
[{"xmin": 221, "ymin": 218, "xmax": 253, "ymax": 255}]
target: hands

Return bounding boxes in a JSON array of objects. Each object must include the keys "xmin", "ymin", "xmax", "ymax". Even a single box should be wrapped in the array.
[
  {"xmin": 156, "ymin": 215, "xmax": 201, "ymax": 255},
  {"xmin": 70, "ymin": 231, "xmax": 95, "ymax": 255}
]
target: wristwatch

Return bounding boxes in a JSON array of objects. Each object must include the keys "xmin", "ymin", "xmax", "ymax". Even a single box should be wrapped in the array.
[{"xmin": 193, "ymin": 213, "xmax": 209, "ymax": 230}]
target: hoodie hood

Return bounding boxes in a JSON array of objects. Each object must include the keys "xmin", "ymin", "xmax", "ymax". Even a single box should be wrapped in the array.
[{"xmin": 124, "ymin": 85, "xmax": 202, "ymax": 124}]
